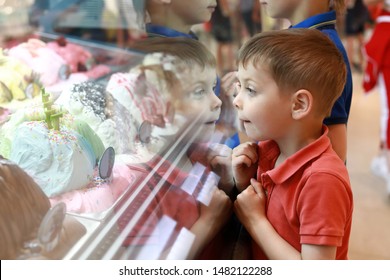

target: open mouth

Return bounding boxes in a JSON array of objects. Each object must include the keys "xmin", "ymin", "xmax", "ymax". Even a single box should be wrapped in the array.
[
  {"xmin": 205, "ymin": 120, "xmax": 217, "ymax": 125},
  {"xmin": 240, "ymin": 118, "xmax": 250, "ymax": 124}
]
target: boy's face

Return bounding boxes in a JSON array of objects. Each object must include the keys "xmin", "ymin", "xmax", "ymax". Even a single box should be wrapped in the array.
[
  {"xmin": 170, "ymin": 0, "xmax": 217, "ymax": 25},
  {"xmin": 260, "ymin": 0, "xmax": 302, "ymax": 19},
  {"xmin": 234, "ymin": 61, "xmax": 292, "ymax": 142},
  {"xmin": 175, "ymin": 65, "xmax": 221, "ymax": 142}
]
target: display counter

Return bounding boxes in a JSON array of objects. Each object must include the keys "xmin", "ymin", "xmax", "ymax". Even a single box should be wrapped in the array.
[{"xmin": 0, "ymin": 0, "xmax": 239, "ymax": 260}]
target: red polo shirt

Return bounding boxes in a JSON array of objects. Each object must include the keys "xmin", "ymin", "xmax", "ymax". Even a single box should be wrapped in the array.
[{"xmin": 253, "ymin": 126, "xmax": 353, "ymax": 259}]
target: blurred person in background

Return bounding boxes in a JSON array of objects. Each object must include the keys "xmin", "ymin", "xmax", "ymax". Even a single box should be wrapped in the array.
[
  {"xmin": 345, "ymin": 0, "xmax": 371, "ymax": 73},
  {"xmin": 210, "ymin": 0, "xmax": 235, "ymax": 75},
  {"xmin": 364, "ymin": 0, "xmax": 386, "ymax": 20},
  {"xmin": 363, "ymin": 0, "xmax": 390, "ymax": 194},
  {"xmin": 145, "ymin": 0, "xmax": 216, "ymax": 39},
  {"xmin": 239, "ymin": 0, "xmax": 262, "ymax": 38},
  {"xmin": 115, "ymin": 0, "xmax": 147, "ymax": 47},
  {"xmin": 30, "ymin": 0, "xmax": 107, "ymax": 42}
]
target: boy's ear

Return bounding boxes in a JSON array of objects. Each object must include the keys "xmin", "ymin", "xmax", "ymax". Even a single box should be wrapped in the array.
[{"xmin": 291, "ymin": 89, "xmax": 313, "ymax": 120}]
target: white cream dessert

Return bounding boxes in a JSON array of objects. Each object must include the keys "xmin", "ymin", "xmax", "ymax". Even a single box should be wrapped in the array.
[
  {"xmin": 9, "ymin": 121, "xmax": 95, "ymax": 197},
  {"xmin": 56, "ymin": 81, "xmax": 107, "ymax": 132},
  {"xmin": 56, "ymin": 81, "xmax": 137, "ymax": 154},
  {"xmin": 0, "ymin": 49, "xmax": 41, "ymax": 111},
  {"xmin": 7, "ymin": 39, "xmax": 90, "ymax": 95},
  {"xmin": 2, "ymin": 89, "xmax": 105, "ymax": 196}
]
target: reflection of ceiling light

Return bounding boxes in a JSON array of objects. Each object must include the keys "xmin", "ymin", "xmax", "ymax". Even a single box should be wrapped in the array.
[{"xmin": 2, "ymin": 6, "xmax": 13, "ymax": 15}]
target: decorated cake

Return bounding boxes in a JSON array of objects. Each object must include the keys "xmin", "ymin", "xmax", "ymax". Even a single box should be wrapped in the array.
[
  {"xmin": 1, "ymin": 88, "xmax": 135, "ymax": 213},
  {"xmin": 10, "ymin": 120, "xmax": 96, "ymax": 197},
  {"xmin": 46, "ymin": 37, "xmax": 111, "ymax": 79},
  {"xmin": 56, "ymin": 79, "xmax": 163, "ymax": 162},
  {"xmin": 56, "ymin": 81, "xmax": 137, "ymax": 154},
  {"xmin": 8, "ymin": 38, "xmax": 71, "ymax": 87},
  {"xmin": 6, "ymin": 38, "xmax": 110, "ymax": 95},
  {"xmin": 0, "ymin": 49, "xmax": 41, "ymax": 113}
]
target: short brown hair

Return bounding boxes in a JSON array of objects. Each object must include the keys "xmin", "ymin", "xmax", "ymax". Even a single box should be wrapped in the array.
[
  {"xmin": 238, "ymin": 28, "xmax": 346, "ymax": 117},
  {"xmin": 0, "ymin": 158, "xmax": 50, "ymax": 259}
]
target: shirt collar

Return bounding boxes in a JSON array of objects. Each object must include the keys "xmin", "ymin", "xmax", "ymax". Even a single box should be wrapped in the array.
[
  {"xmin": 263, "ymin": 125, "xmax": 332, "ymax": 184},
  {"xmin": 291, "ymin": 11, "xmax": 336, "ymax": 30},
  {"xmin": 146, "ymin": 23, "xmax": 198, "ymax": 39}
]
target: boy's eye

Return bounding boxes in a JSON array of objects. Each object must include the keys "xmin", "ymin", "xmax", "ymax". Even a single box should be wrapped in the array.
[
  {"xmin": 246, "ymin": 87, "xmax": 256, "ymax": 95},
  {"xmin": 192, "ymin": 88, "xmax": 206, "ymax": 97}
]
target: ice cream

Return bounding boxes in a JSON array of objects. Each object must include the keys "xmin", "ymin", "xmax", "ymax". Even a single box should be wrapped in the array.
[
  {"xmin": 8, "ymin": 39, "xmax": 68, "ymax": 87},
  {"xmin": 47, "ymin": 37, "xmax": 94, "ymax": 73},
  {"xmin": 0, "ymin": 106, "xmax": 47, "ymax": 158},
  {"xmin": 56, "ymin": 81, "xmax": 107, "ymax": 131},
  {"xmin": 1, "ymin": 88, "xmax": 108, "ymax": 197},
  {"xmin": 9, "ymin": 120, "xmax": 96, "ymax": 197},
  {"xmin": 106, "ymin": 72, "xmax": 167, "ymax": 128},
  {"xmin": 6, "ymin": 38, "xmax": 108, "ymax": 95},
  {"xmin": 56, "ymin": 81, "xmax": 137, "ymax": 154},
  {"xmin": 0, "ymin": 49, "xmax": 41, "ymax": 111},
  {"xmin": 46, "ymin": 37, "xmax": 111, "ymax": 79},
  {"xmin": 0, "ymin": 107, "xmax": 10, "ymax": 125},
  {"xmin": 106, "ymin": 72, "xmax": 171, "ymax": 161},
  {"xmin": 49, "ymin": 163, "xmax": 135, "ymax": 213}
]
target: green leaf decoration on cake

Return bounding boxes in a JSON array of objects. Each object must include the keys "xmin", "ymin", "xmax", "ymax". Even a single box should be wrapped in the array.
[{"xmin": 71, "ymin": 119, "xmax": 105, "ymax": 162}]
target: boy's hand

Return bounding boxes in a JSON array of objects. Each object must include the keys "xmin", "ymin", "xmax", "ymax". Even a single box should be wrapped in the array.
[
  {"xmin": 219, "ymin": 71, "xmax": 239, "ymax": 131},
  {"xmin": 199, "ymin": 188, "xmax": 232, "ymax": 228},
  {"xmin": 232, "ymin": 142, "xmax": 259, "ymax": 192},
  {"xmin": 207, "ymin": 143, "xmax": 234, "ymax": 194},
  {"xmin": 221, "ymin": 71, "xmax": 238, "ymax": 97},
  {"xmin": 234, "ymin": 179, "xmax": 267, "ymax": 231}
]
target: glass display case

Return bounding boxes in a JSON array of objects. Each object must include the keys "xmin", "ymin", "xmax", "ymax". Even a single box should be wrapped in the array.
[{"xmin": 0, "ymin": 0, "xmax": 239, "ymax": 260}]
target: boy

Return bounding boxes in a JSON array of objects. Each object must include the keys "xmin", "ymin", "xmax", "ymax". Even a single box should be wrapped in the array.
[
  {"xmin": 146, "ymin": 0, "xmax": 217, "ymax": 39},
  {"xmin": 146, "ymin": 0, "xmax": 240, "ymax": 149},
  {"xmin": 232, "ymin": 29, "xmax": 353, "ymax": 259},
  {"xmin": 117, "ymin": 37, "xmax": 235, "ymax": 259},
  {"xmin": 363, "ymin": 0, "xmax": 390, "ymax": 191},
  {"xmin": 259, "ymin": 0, "xmax": 353, "ymax": 162}
]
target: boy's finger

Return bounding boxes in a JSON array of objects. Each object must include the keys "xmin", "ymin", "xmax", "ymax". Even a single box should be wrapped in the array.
[
  {"xmin": 233, "ymin": 146, "xmax": 258, "ymax": 163},
  {"xmin": 250, "ymin": 178, "xmax": 263, "ymax": 196},
  {"xmin": 232, "ymin": 154, "xmax": 254, "ymax": 168}
]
